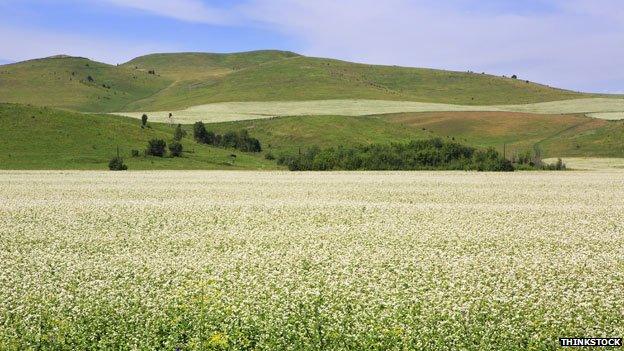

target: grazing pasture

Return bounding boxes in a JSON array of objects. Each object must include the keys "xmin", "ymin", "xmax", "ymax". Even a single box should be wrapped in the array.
[{"xmin": 1, "ymin": 171, "xmax": 622, "ymax": 350}]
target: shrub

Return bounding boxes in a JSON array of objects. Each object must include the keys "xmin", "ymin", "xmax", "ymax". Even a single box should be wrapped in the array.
[
  {"xmin": 265, "ymin": 152, "xmax": 275, "ymax": 160},
  {"xmin": 130, "ymin": 149, "xmax": 140, "ymax": 157},
  {"xmin": 108, "ymin": 157, "xmax": 127, "ymax": 171},
  {"xmin": 169, "ymin": 141, "xmax": 183, "ymax": 157},
  {"xmin": 146, "ymin": 139, "xmax": 166, "ymax": 157},
  {"xmin": 173, "ymin": 124, "xmax": 186, "ymax": 141}
]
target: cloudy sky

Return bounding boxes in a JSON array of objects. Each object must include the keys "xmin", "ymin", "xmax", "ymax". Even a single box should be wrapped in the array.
[{"xmin": 1, "ymin": 0, "xmax": 622, "ymax": 93}]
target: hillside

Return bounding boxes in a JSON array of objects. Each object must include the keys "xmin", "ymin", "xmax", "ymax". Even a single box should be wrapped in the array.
[
  {"xmin": 0, "ymin": 103, "xmax": 277, "ymax": 170},
  {"xmin": 0, "ymin": 51, "xmax": 599, "ymax": 113},
  {"xmin": 122, "ymin": 55, "xmax": 591, "ymax": 111},
  {"xmin": 0, "ymin": 56, "xmax": 171, "ymax": 112},
  {"xmin": 123, "ymin": 50, "xmax": 301, "ymax": 80},
  {"xmin": 2, "ymin": 102, "xmax": 622, "ymax": 170},
  {"xmin": 207, "ymin": 112, "xmax": 624, "ymax": 158}
]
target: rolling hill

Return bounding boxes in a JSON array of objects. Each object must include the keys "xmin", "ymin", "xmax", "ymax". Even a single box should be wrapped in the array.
[
  {"xmin": 0, "ymin": 51, "xmax": 598, "ymax": 113},
  {"xmin": 1, "ymin": 102, "xmax": 622, "ymax": 170},
  {"xmin": 0, "ymin": 56, "xmax": 171, "ymax": 112},
  {"xmin": 0, "ymin": 103, "xmax": 276, "ymax": 170}
]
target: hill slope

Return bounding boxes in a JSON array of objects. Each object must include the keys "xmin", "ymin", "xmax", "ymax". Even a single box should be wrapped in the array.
[
  {"xmin": 123, "ymin": 55, "xmax": 590, "ymax": 111},
  {"xmin": 0, "ymin": 51, "xmax": 599, "ymax": 113},
  {"xmin": 208, "ymin": 112, "xmax": 624, "ymax": 158},
  {"xmin": 0, "ymin": 56, "xmax": 171, "ymax": 112},
  {"xmin": 0, "ymin": 103, "xmax": 276, "ymax": 170}
]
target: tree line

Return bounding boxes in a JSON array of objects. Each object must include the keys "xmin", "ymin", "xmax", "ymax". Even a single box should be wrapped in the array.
[
  {"xmin": 193, "ymin": 121, "xmax": 261, "ymax": 152},
  {"xmin": 277, "ymin": 138, "xmax": 516, "ymax": 171}
]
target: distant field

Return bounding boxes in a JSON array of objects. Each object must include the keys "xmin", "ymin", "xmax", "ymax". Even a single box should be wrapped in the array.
[
  {"xmin": 116, "ymin": 98, "xmax": 624, "ymax": 124},
  {"xmin": 544, "ymin": 157, "xmax": 624, "ymax": 170}
]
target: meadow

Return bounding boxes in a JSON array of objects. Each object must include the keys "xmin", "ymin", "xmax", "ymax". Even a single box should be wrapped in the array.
[
  {"xmin": 1, "ymin": 170, "xmax": 622, "ymax": 350},
  {"xmin": 116, "ymin": 98, "xmax": 624, "ymax": 124}
]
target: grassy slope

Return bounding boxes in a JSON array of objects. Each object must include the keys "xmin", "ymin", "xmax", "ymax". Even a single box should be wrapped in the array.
[
  {"xmin": 0, "ymin": 103, "xmax": 277, "ymax": 170},
  {"xmin": 123, "ymin": 56, "xmax": 591, "ymax": 111},
  {"xmin": 208, "ymin": 115, "xmax": 429, "ymax": 154},
  {"xmin": 0, "ymin": 56, "xmax": 171, "ymax": 112},
  {"xmin": 1, "ymin": 51, "xmax": 596, "ymax": 113},
  {"xmin": 210, "ymin": 112, "xmax": 624, "ymax": 158}
]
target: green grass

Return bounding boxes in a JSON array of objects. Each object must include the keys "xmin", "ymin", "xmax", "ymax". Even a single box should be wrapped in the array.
[
  {"xmin": 207, "ymin": 115, "xmax": 429, "ymax": 154},
  {"xmin": 2, "ymin": 102, "xmax": 622, "ymax": 170},
  {"xmin": 124, "ymin": 56, "xmax": 592, "ymax": 111},
  {"xmin": 0, "ymin": 103, "xmax": 278, "ymax": 170},
  {"xmin": 209, "ymin": 111, "xmax": 624, "ymax": 159},
  {"xmin": 0, "ymin": 56, "xmax": 171, "ymax": 112},
  {"xmin": 122, "ymin": 50, "xmax": 301, "ymax": 80},
  {"xmin": 1, "ymin": 51, "xmax": 605, "ymax": 114}
]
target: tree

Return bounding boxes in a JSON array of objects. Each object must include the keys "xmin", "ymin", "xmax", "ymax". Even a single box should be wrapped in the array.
[
  {"xmin": 108, "ymin": 157, "xmax": 127, "ymax": 171},
  {"xmin": 169, "ymin": 141, "xmax": 183, "ymax": 157},
  {"xmin": 193, "ymin": 121, "xmax": 208, "ymax": 143},
  {"xmin": 511, "ymin": 74, "xmax": 518, "ymax": 79},
  {"xmin": 141, "ymin": 114, "xmax": 148, "ymax": 128},
  {"xmin": 146, "ymin": 139, "xmax": 166, "ymax": 157},
  {"xmin": 173, "ymin": 124, "xmax": 186, "ymax": 141}
]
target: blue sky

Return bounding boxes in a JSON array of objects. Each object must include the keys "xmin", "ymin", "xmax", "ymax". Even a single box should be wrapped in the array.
[{"xmin": 1, "ymin": 0, "xmax": 622, "ymax": 93}]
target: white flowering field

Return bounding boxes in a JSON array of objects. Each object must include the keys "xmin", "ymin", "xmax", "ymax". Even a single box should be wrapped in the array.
[
  {"xmin": 1, "ymin": 171, "xmax": 623, "ymax": 350},
  {"xmin": 116, "ymin": 98, "xmax": 624, "ymax": 124}
]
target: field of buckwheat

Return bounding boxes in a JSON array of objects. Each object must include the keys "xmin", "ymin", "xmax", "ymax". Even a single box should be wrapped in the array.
[{"xmin": 1, "ymin": 170, "xmax": 623, "ymax": 350}]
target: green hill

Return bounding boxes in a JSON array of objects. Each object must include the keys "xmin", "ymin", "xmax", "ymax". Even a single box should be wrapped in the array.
[
  {"xmin": 1, "ymin": 51, "xmax": 598, "ymax": 113},
  {"xmin": 0, "ymin": 56, "xmax": 171, "ymax": 112},
  {"xmin": 0, "ymin": 103, "xmax": 276, "ymax": 170}
]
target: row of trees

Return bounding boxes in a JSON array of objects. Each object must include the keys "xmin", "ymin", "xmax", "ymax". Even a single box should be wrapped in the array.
[
  {"xmin": 277, "ymin": 138, "xmax": 515, "ymax": 171},
  {"xmin": 193, "ymin": 122, "xmax": 262, "ymax": 152}
]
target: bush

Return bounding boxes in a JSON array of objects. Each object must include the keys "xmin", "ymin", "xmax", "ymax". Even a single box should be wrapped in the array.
[
  {"xmin": 108, "ymin": 157, "xmax": 127, "ymax": 171},
  {"xmin": 265, "ymin": 152, "xmax": 275, "ymax": 160},
  {"xmin": 173, "ymin": 124, "xmax": 186, "ymax": 141},
  {"xmin": 146, "ymin": 139, "xmax": 166, "ymax": 157},
  {"xmin": 169, "ymin": 141, "xmax": 183, "ymax": 157},
  {"xmin": 193, "ymin": 122, "xmax": 262, "ymax": 153},
  {"xmin": 130, "ymin": 149, "xmax": 140, "ymax": 157}
]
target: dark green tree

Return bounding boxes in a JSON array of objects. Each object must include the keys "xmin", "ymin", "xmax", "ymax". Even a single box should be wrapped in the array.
[
  {"xmin": 146, "ymin": 139, "xmax": 166, "ymax": 157},
  {"xmin": 141, "ymin": 114, "xmax": 148, "ymax": 128},
  {"xmin": 169, "ymin": 141, "xmax": 183, "ymax": 157}
]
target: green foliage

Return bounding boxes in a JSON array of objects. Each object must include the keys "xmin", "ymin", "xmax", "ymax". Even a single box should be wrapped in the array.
[
  {"xmin": 173, "ymin": 124, "xmax": 186, "ymax": 141},
  {"xmin": 169, "ymin": 141, "xmax": 183, "ymax": 157},
  {"xmin": 277, "ymin": 138, "xmax": 514, "ymax": 172},
  {"xmin": 194, "ymin": 121, "xmax": 261, "ymax": 152},
  {"xmin": 108, "ymin": 156, "xmax": 127, "ymax": 171},
  {"xmin": 141, "ymin": 114, "xmax": 148, "ymax": 127},
  {"xmin": 146, "ymin": 139, "xmax": 167, "ymax": 157}
]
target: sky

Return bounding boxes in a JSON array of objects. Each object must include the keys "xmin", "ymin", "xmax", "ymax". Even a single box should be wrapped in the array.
[{"xmin": 0, "ymin": 0, "xmax": 622, "ymax": 93}]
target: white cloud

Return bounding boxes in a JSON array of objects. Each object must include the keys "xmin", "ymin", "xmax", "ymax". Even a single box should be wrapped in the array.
[
  {"xmin": 96, "ymin": 0, "xmax": 234, "ymax": 24},
  {"xmin": 241, "ymin": 0, "xmax": 624, "ymax": 92}
]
